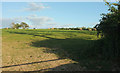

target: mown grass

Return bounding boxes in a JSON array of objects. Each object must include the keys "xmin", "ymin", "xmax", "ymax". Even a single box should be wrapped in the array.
[{"xmin": 2, "ymin": 29, "xmax": 116, "ymax": 71}]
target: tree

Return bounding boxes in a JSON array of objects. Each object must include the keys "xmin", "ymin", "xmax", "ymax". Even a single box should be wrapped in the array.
[
  {"xmin": 11, "ymin": 22, "xmax": 21, "ymax": 29},
  {"xmin": 11, "ymin": 22, "xmax": 29, "ymax": 29},
  {"xmin": 95, "ymin": 0, "xmax": 120, "ymax": 57},
  {"xmin": 20, "ymin": 22, "xmax": 29, "ymax": 29},
  {"xmin": 96, "ymin": 0, "xmax": 120, "ymax": 36}
]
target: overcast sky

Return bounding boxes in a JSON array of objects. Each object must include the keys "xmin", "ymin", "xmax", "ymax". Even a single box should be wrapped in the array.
[{"xmin": 1, "ymin": 2, "xmax": 109, "ymax": 29}]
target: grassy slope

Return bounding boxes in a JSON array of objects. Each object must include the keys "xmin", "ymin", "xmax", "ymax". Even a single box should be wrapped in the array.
[{"xmin": 2, "ymin": 29, "xmax": 113, "ymax": 71}]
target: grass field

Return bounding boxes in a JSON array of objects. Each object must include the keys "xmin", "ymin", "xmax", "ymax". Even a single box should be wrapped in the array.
[{"xmin": 1, "ymin": 29, "xmax": 115, "ymax": 71}]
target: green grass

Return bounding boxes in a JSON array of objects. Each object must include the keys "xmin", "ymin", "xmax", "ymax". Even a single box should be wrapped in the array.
[{"xmin": 2, "ymin": 29, "xmax": 115, "ymax": 71}]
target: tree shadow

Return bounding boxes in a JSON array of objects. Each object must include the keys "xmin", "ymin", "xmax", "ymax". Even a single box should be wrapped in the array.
[
  {"xmin": 30, "ymin": 37, "xmax": 112, "ymax": 70},
  {"xmin": 0, "ymin": 58, "xmax": 64, "ymax": 69},
  {"xmin": 33, "ymin": 63, "xmax": 85, "ymax": 71},
  {"xmin": 6, "ymin": 31, "xmax": 53, "ymax": 38},
  {"xmin": 5, "ymin": 30, "xmax": 115, "ymax": 71}
]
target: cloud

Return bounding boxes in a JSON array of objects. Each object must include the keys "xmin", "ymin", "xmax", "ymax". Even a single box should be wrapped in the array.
[
  {"xmin": 0, "ymin": 16, "xmax": 28, "ymax": 28},
  {"xmin": 0, "ymin": 14, "xmax": 75, "ymax": 28},
  {"xmin": 61, "ymin": 24, "xmax": 74, "ymax": 27},
  {"xmin": 24, "ymin": 2, "xmax": 49, "ymax": 12},
  {"xmin": 0, "ymin": 18, "xmax": 20, "ymax": 28},
  {"xmin": 26, "ymin": 15, "xmax": 53, "ymax": 25},
  {"xmin": 53, "ymin": 24, "xmax": 74, "ymax": 28},
  {"xmin": 0, "ymin": 15, "xmax": 57, "ymax": 28}
]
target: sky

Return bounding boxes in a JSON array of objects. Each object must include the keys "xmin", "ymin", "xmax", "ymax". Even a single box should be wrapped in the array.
[{"xmin": 1, "ymin": 2, "xmax": 109, "ymax": 29}]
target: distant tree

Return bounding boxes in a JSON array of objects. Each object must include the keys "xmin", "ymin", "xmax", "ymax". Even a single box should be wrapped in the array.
[
  {"xmin": 11, "ymin": 22, "xmax": 16, "ymax": 29},
  {"xmin": 11, "ymin": 22, "xmax": 21, "ymax": 29},
  {"xmin": 20, "ymin": 22, "xmax": 29, "ymax": 29},
  {"xmin": 81, "ymin": 27, "xmax": 87, "ymax": 30}
]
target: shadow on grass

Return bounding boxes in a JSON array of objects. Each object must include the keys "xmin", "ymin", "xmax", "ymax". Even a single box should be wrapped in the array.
[
  {"xmin": 31, "ymin": 38, "xmax": 96, "ymax": 59},
  {"xmin": 5, "ymin": 30, "xmax": 114, "ymax": 71},
  {"xmin": 6, "ymin": 29, "xmax": 97, "ymax": 35},
  {"xmin": 7, "ymin": 31, "xmax": 53, "ymax": 38},
  {"xmin": 33, "ymin": 63, "xmax": 84, "ymax": 71},
  {"xmin": 0, "ymin": 58, "xmax": 64, "ymax": 68},
  {"xmin": 30, "ymin": 37, "xmax": 112, "ymax": 70}
]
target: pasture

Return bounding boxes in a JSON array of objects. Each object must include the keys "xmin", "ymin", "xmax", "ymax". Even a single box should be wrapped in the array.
[{"xmin": 2, "ymin": 29, "xmax": 114, "ymax": 71}]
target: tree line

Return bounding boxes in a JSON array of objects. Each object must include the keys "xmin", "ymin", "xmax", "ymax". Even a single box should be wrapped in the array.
[{"xmin": 49, "ymin": 27, "xmax": 96, "ymax": 31}]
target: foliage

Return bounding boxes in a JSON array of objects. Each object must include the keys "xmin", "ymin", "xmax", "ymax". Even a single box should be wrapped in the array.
[
  {"xmin": 12, "ymin": 23, "xmax": 21, "ymax": 29},
  {"xmin": 11, "ymin": 22, "xmax": 29, "ymax": 29},
  {"xmin": 21, "ymin": 22, "xmax": 29, "ymax": 29},
  {"xmin": 81, "ymin": 27, "xmax": 87, "ymax": 30},
  {"xmin": 95, "ymin": 1, "xmax": 120, "ymax": 57}
]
